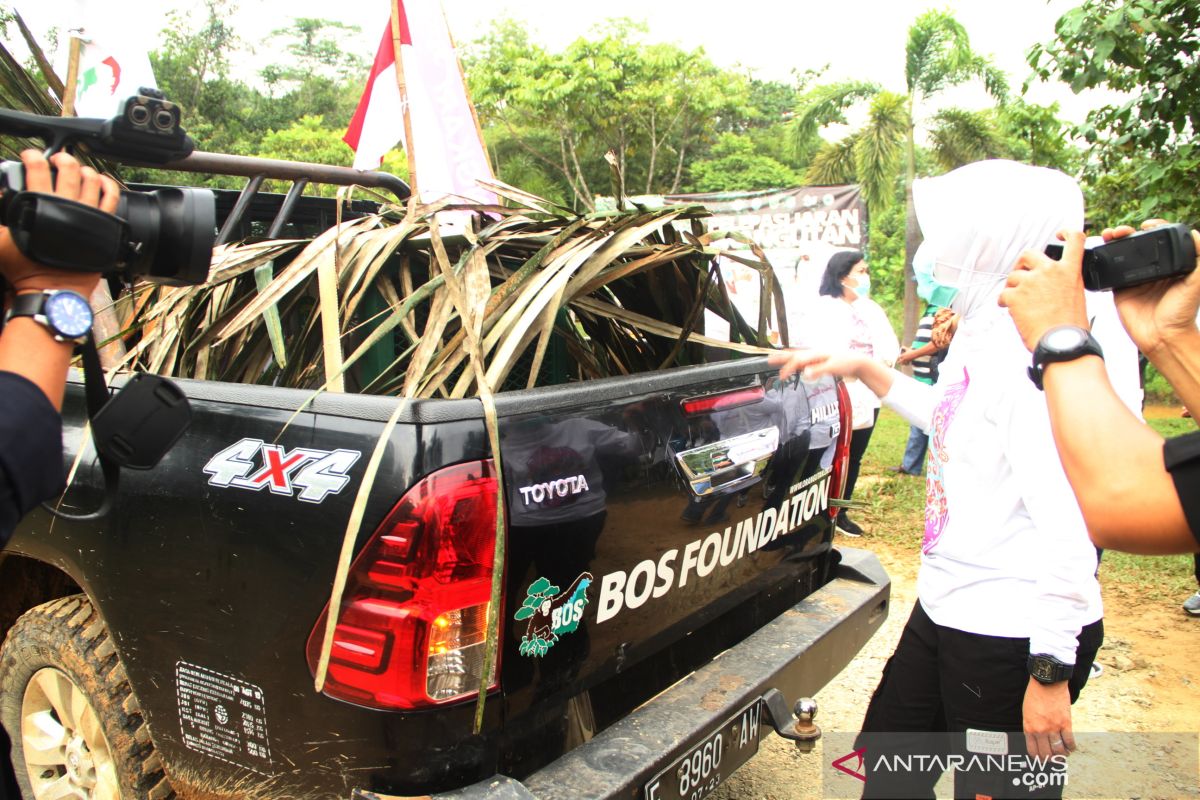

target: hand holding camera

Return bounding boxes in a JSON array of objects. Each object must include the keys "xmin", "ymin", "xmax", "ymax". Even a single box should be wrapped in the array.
[
  {"xmin": 0, "ymin": 90, "xmax": 215, "ymax": 287},
  {"xmin": 1002, "ymin": 221, "xmax": 1200, "ymax": 357},
  {"xmin": 0, "ymin": 149, "xmax": 119, "ymax": 298},
  {"xmin": 1104, "ymin": 221, "xmax": 1200, "ymax": 359},
  {"xmin": 1000, "ymin": 231, "xmax": 1092, "ymax": 352}
]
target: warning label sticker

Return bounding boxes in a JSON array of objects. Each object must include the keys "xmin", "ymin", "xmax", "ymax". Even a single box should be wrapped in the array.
[{"xmin": 176, "ymin": 661, "xmax": 272, "ymax": 773}]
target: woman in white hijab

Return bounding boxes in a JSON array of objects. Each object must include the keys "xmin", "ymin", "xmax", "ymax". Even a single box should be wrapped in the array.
[{"xmin": 771, "ymin": 160, "xmax": 1103, "ymax": 798}]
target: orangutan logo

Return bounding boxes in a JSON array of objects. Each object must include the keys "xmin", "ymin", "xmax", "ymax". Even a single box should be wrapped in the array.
[{"xmin": 514, "ymin": 572, "xmax": 593, "ymax": 657}]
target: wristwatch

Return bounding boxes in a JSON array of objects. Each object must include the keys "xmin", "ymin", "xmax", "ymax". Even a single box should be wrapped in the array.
[
  {"xmin": 5, "ymin": 289, "xmax": 94, "ymax": 344},
  {"xmin": 1028, "ymin": 653, "xmax": 1074, "ymax": 684},
  {"xmin": 1028, "ymin": 325, "xmax": 1104, "ymax": 391}
]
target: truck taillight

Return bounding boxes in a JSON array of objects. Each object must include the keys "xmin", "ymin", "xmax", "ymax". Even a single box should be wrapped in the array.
[
  {"xmin": 681, "ymin": 385, "xmax": 765, "ymax": 416},
  {"xmin": 306, "ymin": 460, "xmax": 502, "ymax": 710},
  {"xmin": 828, "ymin": 380, "xmax": 854, "ymax": 519}
]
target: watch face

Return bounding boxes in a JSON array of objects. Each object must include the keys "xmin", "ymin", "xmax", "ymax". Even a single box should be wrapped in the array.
[
  {"xmin": 1043, "ymin": 326, "xmax": 1088, "ymax": 353},
  {"xmin": 44, "ymin": 291, "xmax": 94, "ymax": 339},
  {"xmin": 1032, "ymin": 660, "xmax": 1053, "ymax": 681}
]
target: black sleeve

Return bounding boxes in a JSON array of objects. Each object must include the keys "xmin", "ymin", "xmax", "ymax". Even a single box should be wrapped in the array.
[
  {"xmin": 0, "ymin": 371, "xmax": 65, "ymax": 548},
  {"xmin": 1163, "ymin": 430, "xmax": 1200, "ymax": 548}
]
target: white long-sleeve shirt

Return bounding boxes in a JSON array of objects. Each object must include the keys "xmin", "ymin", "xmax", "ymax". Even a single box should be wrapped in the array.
[
  {"xmin": 800, "ymin": 295, "xmax": 900, "ymax": 430},
  {"xmin": 883, "ymin": 306, "xmax": 1103, "ymax": 663}
]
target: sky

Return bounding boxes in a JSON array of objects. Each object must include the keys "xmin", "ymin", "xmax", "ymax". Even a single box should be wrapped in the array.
[{"xmin": 23, "ymin": 0, "xmax": 1115, "ymax": 126}]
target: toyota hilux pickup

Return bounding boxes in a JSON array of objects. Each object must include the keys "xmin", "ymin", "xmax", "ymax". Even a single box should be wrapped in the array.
[{"xmin": 0, "ymin": 154, "xmax": 889, "ymax": 800}]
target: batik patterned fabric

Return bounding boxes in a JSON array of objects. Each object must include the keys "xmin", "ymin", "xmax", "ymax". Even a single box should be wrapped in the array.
[{"xmin": 923, "ymin": 368, "xmax": 969, "ymax": 554}]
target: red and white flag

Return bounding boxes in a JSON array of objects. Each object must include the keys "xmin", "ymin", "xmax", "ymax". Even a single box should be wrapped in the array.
[{"xmin": 344, "ymin": 1, "xmax": 496, "ymax": 206}]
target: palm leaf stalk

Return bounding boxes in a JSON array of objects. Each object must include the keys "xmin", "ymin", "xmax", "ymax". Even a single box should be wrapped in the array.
[{"xmin": 123, "ymin": 195, "xmax": 781, "ymax": 393}]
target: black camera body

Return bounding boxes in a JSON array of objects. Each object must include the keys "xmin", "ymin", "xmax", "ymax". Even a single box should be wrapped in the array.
[
  {"xmin": 0, "ymin": 89, "xmax": 215, "ymax": 286},
  {"xmin": 1045, "ymin": 223, "xmax": 1197, "ymax": 292}
]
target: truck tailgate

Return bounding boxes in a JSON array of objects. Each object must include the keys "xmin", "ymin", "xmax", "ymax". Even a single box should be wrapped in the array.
[{"xmin": 496, "ymin": 358, "xmax": 845, "ymax": 760}]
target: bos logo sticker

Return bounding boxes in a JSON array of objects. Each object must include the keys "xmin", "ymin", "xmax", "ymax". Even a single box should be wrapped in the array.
[
  {"xmin": 203, "ymin": 438, "xmax": 361, "ymax": 504},
  {"xmin": 514, "ymin": 573, "xmax": 593, "ymax": 657}
]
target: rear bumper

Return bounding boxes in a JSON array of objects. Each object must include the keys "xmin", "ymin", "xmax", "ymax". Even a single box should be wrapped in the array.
[{"xmin": 356, "ymin": 546, "xmax": 889, "ymax": 800}]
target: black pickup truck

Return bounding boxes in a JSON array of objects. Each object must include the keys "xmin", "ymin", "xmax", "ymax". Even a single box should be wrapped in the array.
[{"xmin": 0, "ymin": 157, "xmax": 889, "ymax": 800}]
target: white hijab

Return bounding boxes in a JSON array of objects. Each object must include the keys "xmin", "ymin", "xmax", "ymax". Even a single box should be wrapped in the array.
[{"xmin": 912, "ymin": 160, "xmax": 1084, "ymax": 319}]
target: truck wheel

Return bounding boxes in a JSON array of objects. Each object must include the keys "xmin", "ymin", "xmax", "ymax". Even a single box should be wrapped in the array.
[{"xmin": 0, "ymin": 595, "xmax": 175, "ymax": 799}]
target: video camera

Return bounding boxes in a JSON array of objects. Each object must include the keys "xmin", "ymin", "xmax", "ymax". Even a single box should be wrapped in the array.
[
  {"xmin": 0, "ymin": 89, "xmax": 215, "ymax": 286},
  {"xmin": 1045, "ymin": 223, "xmax": 1197, "ymax": 292}
]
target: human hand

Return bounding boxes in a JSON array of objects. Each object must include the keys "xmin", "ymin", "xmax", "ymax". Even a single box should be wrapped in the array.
[
  {"xmin": 1023, "ymin": 678, "xmax": 1075, "ymax": 761},
  {"xmin": 768, "ymin": 348, "xmax": 866, "ymax": 382},
  {"xmin": 929, "ymin": 308, "xmax": 959, "ymax": 350},
  {"xmin": 1108, "ymin": 220, "xmax": 1200, "ymax": 357},
  {"xmin": 999, "ymin": 230, "xmax": 1089, "ymax": 352},
  {"xmin": 0, "ymin": 149, "xmax": 120, "ymax": 297}
]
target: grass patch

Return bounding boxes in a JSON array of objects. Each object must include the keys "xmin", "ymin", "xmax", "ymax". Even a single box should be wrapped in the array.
[
  {"xmin": 855, "ymin": 409, "xmax": 925, "ymax": 552},
  {"xmin": 851, "ymin": 409, "xmax": 1195, "ymax": 600}
]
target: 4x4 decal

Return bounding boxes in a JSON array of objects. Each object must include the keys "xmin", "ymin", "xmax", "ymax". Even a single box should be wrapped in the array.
[{"xmin": 203, "ymin": 438, "xmax": 361, "ymax": 504}]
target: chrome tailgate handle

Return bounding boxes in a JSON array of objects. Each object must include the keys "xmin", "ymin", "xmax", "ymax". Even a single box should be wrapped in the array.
[{"xmin": 674, "ymin": 427, "xmax": 779, "ymax": 497}]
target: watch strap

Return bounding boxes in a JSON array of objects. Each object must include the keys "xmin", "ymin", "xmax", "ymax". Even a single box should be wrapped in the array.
[
  {"xmin": 5, "ymin": 289, "xmax": 92, "ymax": 344},
  {"xmin": 1028, "ymin": 325, "xmax": 1104, "ymax": 391},
  {"xmin": 6, "ymin": 290, "xmax": 49, "ymax": 320},
  {"xmin": 1027, "ymin": 653, "xmax": 1074, "ymax": 684}
]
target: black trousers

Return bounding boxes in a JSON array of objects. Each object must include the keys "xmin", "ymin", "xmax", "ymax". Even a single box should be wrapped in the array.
[
  {"xmin": 858, "ymin": 601, "xmax": 1103, "ymax": 799},
  {"xmin": 844, "ymin": 409, "xmax": 880, "ymax": 504}
]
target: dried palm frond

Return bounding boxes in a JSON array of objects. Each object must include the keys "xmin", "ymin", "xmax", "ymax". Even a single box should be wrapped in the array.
[{"xmin": 116, "ymin": 194, "xmax": 783, "ymax": 397}]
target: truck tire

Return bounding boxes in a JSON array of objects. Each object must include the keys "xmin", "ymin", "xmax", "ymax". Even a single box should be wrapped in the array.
[{"xmin": 0, "ymin": 595, "xmax": 175, "ymax": 800}]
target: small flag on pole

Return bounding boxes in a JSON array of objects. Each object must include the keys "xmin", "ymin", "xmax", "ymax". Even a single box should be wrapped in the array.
[
  {"xmin": 73, "ymin": 35, "xmax": 157, "ymax": 118},
  {"xmin": 344, "ymin": 1, "xmax": 495, "ymax": 206}
]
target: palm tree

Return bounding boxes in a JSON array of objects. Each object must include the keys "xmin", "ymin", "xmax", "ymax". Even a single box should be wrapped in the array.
[
  {"xmin": 795, "ymin": 10, "xmax": 1008, "ymax": 341},
  {"xmin": 899, "ymin": 10, "xmax": 1007, "ymax": 337}
]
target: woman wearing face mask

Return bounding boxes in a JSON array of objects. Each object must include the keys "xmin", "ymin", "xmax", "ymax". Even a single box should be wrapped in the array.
[
  {"xmin": 772, "ymin": 161, "xmax": 1104, "ymax": 798},
  {"xmin": 806, "ymin": 250, "xmax": 900, "ymax": 537}
]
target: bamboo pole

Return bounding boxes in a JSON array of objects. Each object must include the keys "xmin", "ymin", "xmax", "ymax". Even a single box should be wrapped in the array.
[
  {"xmin": 62, "ymin": 34, "xmax": 129, "ymax": 368},
  {"xmin": 390, "ymin": 0, "xmax": 419, "ymax": 215},
  {"xmin": 61, "ymin": 35, "xmax": 82, "ymax": 117}
]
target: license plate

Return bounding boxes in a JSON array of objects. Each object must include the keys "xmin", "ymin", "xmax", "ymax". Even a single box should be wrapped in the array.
[{"xmin": 643, "ymin": 699, "xmax": 763, "ymax": 800}]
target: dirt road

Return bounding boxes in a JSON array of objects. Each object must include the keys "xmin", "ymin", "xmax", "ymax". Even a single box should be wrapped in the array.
[{"xmin": 712, "ymin": 536, "xmax": 1200, "ymax": 800}]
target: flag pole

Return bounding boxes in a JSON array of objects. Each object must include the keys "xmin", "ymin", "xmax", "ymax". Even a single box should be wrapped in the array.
[
  {"xmin": 63, "ymin": 30, "xmax": 128, "ymax": 368},
  {"xmin": 61, "ymin": 34, "xmax": 83, "ymax": 117},
  {"xmin": 390, "ymin": 0, "xmax": 419, "ymax": 216}
]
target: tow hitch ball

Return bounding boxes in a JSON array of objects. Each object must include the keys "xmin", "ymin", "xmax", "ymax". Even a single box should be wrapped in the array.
[{"xmin": 761, "ymin": 689, "xmax": 822, "ymax": 753}]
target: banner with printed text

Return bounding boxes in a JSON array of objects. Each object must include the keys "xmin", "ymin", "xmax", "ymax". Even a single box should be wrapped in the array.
[{"xmin": 663, "ymin": 185, "xmax": 866, "ymax": 346}]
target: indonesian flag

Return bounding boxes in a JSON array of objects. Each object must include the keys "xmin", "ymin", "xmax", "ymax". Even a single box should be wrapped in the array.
[
  {"xmin": 344, "ymin": 1, "xmax": 496, "ymax": 206},
  {"xmin": 73, "ymin": 36, "xmax": 158, "ymax": 119}
]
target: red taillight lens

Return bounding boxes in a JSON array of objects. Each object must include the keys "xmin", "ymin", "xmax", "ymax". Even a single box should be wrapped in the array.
[
  {"xmin": 306, "ymin": 460, "xmax": 502, "ymax": 710},
  {"xmin": 828, "ymin": 380, "xmax": 854, "ymax": 519},
  {"xmin": 681, "ymin": 385, "xmax": 765, "ymax": 416}
]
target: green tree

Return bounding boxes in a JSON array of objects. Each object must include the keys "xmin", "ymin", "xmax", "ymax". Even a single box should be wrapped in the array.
[
  {"xmin": 687, "ymin": 133, "xmax": 798, "ymax": 192},
  {"xmin": 467, "ymin": 18, "xmax": 759, "ymax": 209},
  {"xmin": 251, "ymin": 115, "xmax": 407, "ymax": 195},
  {"xmin": 259, "ymin": 18, "xmax": 366, "ymax": 128},
  {"xmin": 797, "ymin": 11, "xmax": 1007, "ymax": 340},
  {"xmin": 1028, "ymin": 0, "xmax": 1199, "ymax": 225},
  {"xmin": 996, "ymin": 99, "xmax": 1079, "ymax": 173},
  {"xmin": 897, "ymin": 10, "xmax": 1007, "ymax": 337}
]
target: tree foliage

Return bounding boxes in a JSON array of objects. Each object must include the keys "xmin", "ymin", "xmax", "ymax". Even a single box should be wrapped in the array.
[
  {"xmin": 1029, "ymin": 0, "xmax": 1199, "ymax": 225},
  {"xmin": 465, "ymin": 18, "xmax": 789, "ymax": 209},
  {"xmin": 687, "ymin": 133, "xmax": 798, "ymax": 192}
]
